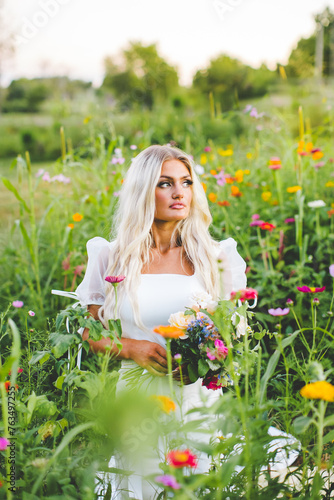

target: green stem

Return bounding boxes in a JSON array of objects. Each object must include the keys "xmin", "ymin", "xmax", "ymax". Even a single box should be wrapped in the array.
[
  {"xmin": 257, "ymin": 227, "xmax": 268, "ymax": 271},
  {"xmin": 166, "ymin": 339, "xmax": 174, "ymax": 400}
]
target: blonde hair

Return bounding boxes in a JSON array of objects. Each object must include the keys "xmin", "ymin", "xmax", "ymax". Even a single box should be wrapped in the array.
[{"xmin": 99, "ymin": 145, "xmax": 221, "ymax": 331}]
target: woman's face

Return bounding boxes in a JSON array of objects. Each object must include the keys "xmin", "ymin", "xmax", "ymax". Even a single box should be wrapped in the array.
[{"xmin": 154, "ymin": 159, "xmax": 193, "ymax": 223}]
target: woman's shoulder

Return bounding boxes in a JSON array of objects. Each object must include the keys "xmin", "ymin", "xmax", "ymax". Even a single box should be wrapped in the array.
[
  {"xmin": 212, "ymin": 237, "xmax": 239, "ymax": 256},
  {"xmin": 86, "ymin": 236, "xmax": 116, "ymax": 251}
]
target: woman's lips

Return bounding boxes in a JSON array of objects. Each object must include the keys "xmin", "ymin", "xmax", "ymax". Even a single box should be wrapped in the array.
[{"xmin": 170, "ymin": 203, "xmax": 185, "ymax": 209}]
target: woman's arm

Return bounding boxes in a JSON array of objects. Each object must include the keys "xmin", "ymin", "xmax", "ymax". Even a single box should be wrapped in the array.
[{"xmin": 83, "ymin": 305, "xmax": 168, "ymax": 376}]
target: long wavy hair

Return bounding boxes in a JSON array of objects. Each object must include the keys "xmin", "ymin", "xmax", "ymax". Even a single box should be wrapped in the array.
[{"xmin": 99, "ymin": 144, "xmax": 221, "ymax": 331}]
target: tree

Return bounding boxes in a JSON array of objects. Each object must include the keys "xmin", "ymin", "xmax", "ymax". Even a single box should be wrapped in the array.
[
  {"xmin": 101, "ymin": 42, "xmax": 179, "ymax": 109},
  {"xmin": 193, "ymin": 55, "xmax": 276, "ymax": 111},
  {"xmin": 286, "ymin": 7, "xmax": 334, "ymax": 78}
]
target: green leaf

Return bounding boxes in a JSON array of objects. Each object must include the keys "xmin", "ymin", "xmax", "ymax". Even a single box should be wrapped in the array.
[
  {"xmin": 323, "ymin": 429, "xmax": 334, "ymax": 444},
  {"xmin": 54, "ymin": 375, "xmax": 65, "ymax": 390},
  {"xmin": 292, "ymin": 416, "xmax": 313, "ymax": 434},
  {"xmin": 198, "ymin": 359, "xmax": 209, "ymax": 377},
  {"xmin": 259, "ymin": 350, "xmax": 280, "ymax": 405},
  {"xmin": 19, "ymin": 220, "xmax": 34, "ymax": 261},
  {"xmin": 29, "ymin": 351, "xmax": 50, "ymax": 366},
  {"xmin": 50, "ymin": 332, "xmax": 77, "ymax": 358},
  {"xmin": 2, "ymin": 177, "xmax": 31, "ymax": 213}
]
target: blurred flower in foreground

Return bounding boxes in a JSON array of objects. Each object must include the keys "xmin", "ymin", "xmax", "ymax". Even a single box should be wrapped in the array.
[
  {"xmin": 28, "ymin": 310, "xmax": 35, "ymax": 317},
  {"xmin": 67, "ymin": 223, "xmax": 74, "ymax": 229},
  {"xmin": 151, "ymin": 395, "xmax": 176, "ymax": 414},
  {"xmin": 230, "ymin": 288, "xmax": 258, "ymax": 302},
  {"xmin": 329, "ymin": 265, "xmax": 334, "ymax": 278},
  {"xmin": 268, "ymin": 157, "xmax": 282, "ymax": 170},
  {"xmin": 268, "ymin": 308, "xmax": 290, "ymax": 316},
  {"xmin": 300, "ymin": 381, "xmax": 334, "ymax": 402},
  {"xmin": 284, "ymin": 218, "xmax": 295, "ymax": 224},
  {"xmin": 12, "ymin": 300, "xmax": 24, "ymax": 308},
  {"xmin": 307, "ymin": 200, "xmax": 326, "ymax": 208},
  {"xmin": 154, "ymin": 326, "xmax": 185, "ymax": 338},
  {"xmin": 130, "ymin": 145, "xmax": 137, "ymax": 150},
  {"xmin": 155, "ymin": 475, "xmax": 180, "ymax": 490},
  {"xmin": 297, "ymin": 286, "xmax": 326, "ymax": 293},
  {"xmin": 166, "ymin": 449, "xmax": 198, "ymax": 468}
]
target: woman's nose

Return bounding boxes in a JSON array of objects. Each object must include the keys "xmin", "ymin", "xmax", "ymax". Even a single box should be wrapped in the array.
[{"xmin": 172, "ymin": 184, "xmax": 184, "ymax": 198}]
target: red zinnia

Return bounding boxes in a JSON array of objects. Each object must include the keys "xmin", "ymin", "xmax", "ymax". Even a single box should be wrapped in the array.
[
  {"xmin": 166, "ymin": 449, "xmax": 198, "ymax": 468},
  {"xmin": 259, "ymin": 222, "xmax": 276, "ymax": 231},
  {"xmin": 218, "ymin": 200, "xmax": 231, "ymax": 207}
]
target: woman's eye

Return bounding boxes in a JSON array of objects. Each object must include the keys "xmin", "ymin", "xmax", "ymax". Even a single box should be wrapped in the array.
[
  {"xmin": 184, "ymin": 180, "xmax": 193, "ymax": 187},
  {"xmin": 158, "ymin": 182, "xmax": 171, "ymax": 187}
]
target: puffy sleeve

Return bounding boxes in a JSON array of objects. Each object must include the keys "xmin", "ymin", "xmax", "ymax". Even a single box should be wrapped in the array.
[
  {"xmin": 217, "ymin": 238, "xmax": 247, "ymax": 299},
  {"xmin": 75, "ymin": 237, "xmax": 113, "ymax": 306}
]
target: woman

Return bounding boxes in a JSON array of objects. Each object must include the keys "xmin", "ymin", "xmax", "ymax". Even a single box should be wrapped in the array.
[{"xmin": 75, "ymin": 144, "xmax": 247, "ymax": 498}]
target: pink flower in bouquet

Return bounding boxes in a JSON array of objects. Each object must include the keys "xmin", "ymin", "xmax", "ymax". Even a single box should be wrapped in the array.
[
  {"xmin": 329, "ymin": 264, "xmax": 334, "ymax": 278},
  {"xmin": 268, "ymin": 307, "xmax": 290, "ymax": 316},
  {"xmin": 206, "ymin": 349, "xmax": 216, "ymax": 361},
  {"xmin": 214, "ymin": 339, "xmax": 228, "ymax": 359}
]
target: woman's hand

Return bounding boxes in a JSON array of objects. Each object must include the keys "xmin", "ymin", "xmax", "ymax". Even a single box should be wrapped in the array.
[
  {"xmin": 171, "ymin": 364, "xmax": 193, "ymax": 385},
  {"xmin": 122, "ymin": 339, "xmax": 168, "ymax": 377}
]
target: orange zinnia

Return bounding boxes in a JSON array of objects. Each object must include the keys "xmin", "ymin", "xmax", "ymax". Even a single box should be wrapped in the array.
[
  {"xmin": 208, "ymin": 192, "xmax": 217, "ymax": 203},
  {"xmin": 154, "ymin": 326, "xmax": 185, "ymax": 338},
  {"xmin": 72, "ymin": 213, "xmax": 83, "ymax": 222}
]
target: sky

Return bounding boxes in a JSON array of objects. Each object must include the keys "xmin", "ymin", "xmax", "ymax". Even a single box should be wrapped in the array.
[{"xmin": 2, "ymin": 0, "xmax": 334, "ymax": 87}]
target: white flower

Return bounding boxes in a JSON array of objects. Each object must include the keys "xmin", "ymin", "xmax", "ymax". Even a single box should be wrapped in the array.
[
  {"xmin": 231, "ymin": 313, "xmax": 248, "ymax": 338},
  {"xmin": 190, "ymin": 291, "xmax": 218, "ymax": 314},
  {"xmin": 194, "ymin": 164, "xmax": 204, "ymax": 175},
  {"xmin": 307, "ymin": 200, "xmax": 326, "ymax": 208},
  {"xmin": 168, "ymin": 311, "xmax": 193, "ymax": 330}
]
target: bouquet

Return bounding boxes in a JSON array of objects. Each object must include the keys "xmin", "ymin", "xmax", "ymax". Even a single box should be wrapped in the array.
[{"xmin": 167, "ymin": 290, "xmax": 257, "ymax": 390}]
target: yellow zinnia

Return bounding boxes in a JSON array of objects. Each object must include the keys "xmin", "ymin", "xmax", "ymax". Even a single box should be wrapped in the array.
[
  {"xmin": 234, "ymin": 169, "xmax": 244, "ymax": 183},
  {"xmin": 325, "ymin": 181, "xmax": 334, "ymax": 188},
  {"xmin": 261, "ymin": 191, "xmax": 272, "ymax": 202},
  {"xmin": 287, "ymin": 186, "xmax": 302, "ymax": 194},
  {"xmin": 200, "ymin": 154, "xmax": 207, "ymax": 165},
  {"xmin": 300, "ymin": 381, "xmax": 334, "ymax": 402},
  {"xmin": 151, "ymin": 395, "xmax": 176, "ymax": 414}
]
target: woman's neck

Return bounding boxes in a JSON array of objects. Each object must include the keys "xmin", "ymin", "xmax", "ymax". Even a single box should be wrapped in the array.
[{"xmin": 150, "ymin": 221, "xmax": 180, "ymax": 254}]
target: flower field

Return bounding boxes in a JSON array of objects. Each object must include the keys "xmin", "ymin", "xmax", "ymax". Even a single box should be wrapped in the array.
[{"xmin": 0, "ymin": 102, "xmax": 334, "ymax": 499}]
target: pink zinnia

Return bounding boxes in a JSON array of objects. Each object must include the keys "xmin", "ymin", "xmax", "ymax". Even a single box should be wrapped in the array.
[
  {"xmin": 329, "ymin": 264, "xmax": 334, "ymax": 278},
  {"xmin": 284, "ymin": 218, "xmax": 295, "ymax": 224},
  {"xmin": 204, "ymin": 146, "xmax": 211, "ymax": 152},
  {"xmin": 0, "ymin": 437, "xmax": 10, "ymax": 451},
  {"xmin": 250, "ymin": 220, "xmax": 264, "ymax": 227},
  {"xmin": 105, "ymin": 275, "xmax": 126, "ymax": 284},
  {"xmin": 268, "ymin": 308, "xmax": 290, "ymax": 317},
  {"xmin": 297, "ymin": 286, "xmax": 326, "ymax": 293},
  {"xmin": 12, "ymin": 300, "xmax": 24, "ymax": 308}
]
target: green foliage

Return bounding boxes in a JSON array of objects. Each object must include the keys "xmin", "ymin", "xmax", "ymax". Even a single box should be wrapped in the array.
[{"xmin": 102, "ymin": 41, "xmax": 179, "ymax": 110}]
